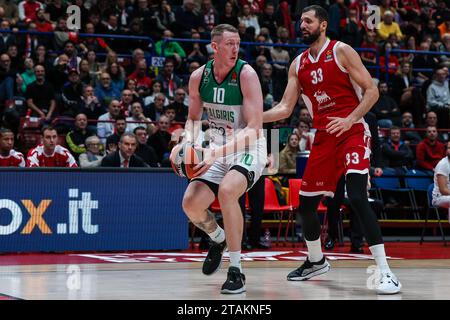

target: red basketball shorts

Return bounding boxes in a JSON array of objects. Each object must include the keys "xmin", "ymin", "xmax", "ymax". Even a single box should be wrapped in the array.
[{"xmin": 300, "ymin": 123, "xmax": 371, "ymax": 198}]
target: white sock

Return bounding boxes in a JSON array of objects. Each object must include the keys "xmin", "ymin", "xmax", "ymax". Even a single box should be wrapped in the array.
[
  {"xmin": 229, "ymin": 251, "xmax": 242, "ymax": 272},
  {"xmin": 305, "ymin": 238, "xmax": 323, "ymax": 263},
  {"xmin": 369, "ymin": 244, "xmax": 391, "ymax": 274},
  {"xmin": 207, "ymin": 225, "xmax": 225, "ymax": 244}
]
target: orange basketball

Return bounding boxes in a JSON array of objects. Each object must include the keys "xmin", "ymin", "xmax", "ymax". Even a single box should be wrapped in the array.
[{"xmin": 170, "ymin": 143, "xmax": 203, "ymax": 179}]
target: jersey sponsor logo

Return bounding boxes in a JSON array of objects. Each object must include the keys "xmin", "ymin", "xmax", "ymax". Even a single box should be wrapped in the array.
[
  {"xmin": 324, "ymin": 49, "xmax": 333, "ymax": 62},
  {"xmin": 229, "ymin": 71, "xmax": 238, "ymax": 86},
  {"xmin": 314, "ymin": 90, "xmax": 331, "ymax": 104},
  {"xmin": 203, "ymin": 68, "xmax": 210, "ymax": 84},
  {"xmin": 316, "ymin": 181, "xmax": 324, "ymax": 187},
  {"xmin": 207, "ymin": 107, "xmax": 235, "ymax": 123}
]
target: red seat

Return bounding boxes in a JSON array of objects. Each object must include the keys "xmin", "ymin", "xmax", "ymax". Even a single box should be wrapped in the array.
[
  {"xmin": 284, "ymin": 179, "xmax": 302, "ymax": 245},
  {"xmin": 263, "ymin": 178, "xmax": 290, "ymax": 245}
]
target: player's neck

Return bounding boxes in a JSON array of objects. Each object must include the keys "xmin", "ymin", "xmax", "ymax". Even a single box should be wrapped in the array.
[
  {"xmin": 213, "ymin": 59, "xmax": 234, "ymax": 82},
  {"xmin": 309, "ymin": 36, "xmax": 328, "ymax": 59},
  {"xmin": 0, "ymin": 150, "xmax": 9, "ymax": 157}
]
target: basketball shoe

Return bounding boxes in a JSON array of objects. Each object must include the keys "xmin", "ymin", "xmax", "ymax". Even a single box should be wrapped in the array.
[
  {"xmin": 287, "ymin": 256, "xmax": 331, "ymax": 281},
  {"xmin": 220, "ymin": 266, "xmax": 246, "ymax": 294},
  {"xmin": 376, "ymin": 272, "xmax": 402, "ymax": 294},
  {"xmin": 202, "ymin": 240, "xmax": 227, "ymax": 275}
]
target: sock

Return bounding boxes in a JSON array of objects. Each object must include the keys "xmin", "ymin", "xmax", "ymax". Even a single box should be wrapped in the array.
[
  {"xmin": 305, "ymin": 238, "xmax": 323, "ymax": 263},
  {"xmin": 369, "ymin": 244, "xmax": 391, "ymax": 274},
  {"xmin": 207, "ymin": 225, "xmax": 225, "ymax": 244},
  {"xmin": 229, "ymin": 251, "xmax": 242, "ymax": 272}
]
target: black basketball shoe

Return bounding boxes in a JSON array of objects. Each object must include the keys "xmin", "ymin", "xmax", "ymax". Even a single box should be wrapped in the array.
[
  {"xmin": 202, "ymin": 240, "xmax": 227, "ymax": 275},
  {"xmin": 287, "ymin": 256, "xmax": 330, "ymax": 281},
  {"xmin": 220, "ymin": 266, "xmax": 246, "ymax": 294}
]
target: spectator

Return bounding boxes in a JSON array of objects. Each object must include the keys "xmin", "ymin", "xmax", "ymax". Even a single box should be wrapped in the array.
[
  {"xmin": 381, "ymin": 126, "xmax": 414, "ymax": 173},
  {"xmin": 148, "ymin": 114, "xmax": 172, "ymax": 164},
  {"xmin": 154, "ymin": 58, "xmax": 183, "ymax": 100},
  {"xmin": 0, "ymin": 20, "xmax": 17, "ymax": 54},
  {"xmin": 376, "ymin": 10, "xmax": 403, "ymax": 41},
  {"xmin": 279, "ymin": 133, "xmax": 298, "ymax": 174},
  {"xmin": 0, "ymin": 127, "xmax": 25, "ymax": 167},
  {"xmin": 97, "ymin": 99, "xmax": 121, "ymax": 144},
  {"xmin": 155, "ymin": 29, "xmax": 186, "ymax": 66},
  {"xmin": 18, "ymin": 57, "xmax": 35, "ymax": 95},
  {"xmin": 238, "ymin": 4, "xmax": 260, "ymax": 36},
  {"xmin": 124, "ymin": 78, "xmax": 141, "ymax": 102},
  {"xmin": 200, "ymin": 0, "xmax": 218, "ymax": 32},
  {"xmin": 95, "ymin": 72, "xmax": 122, "ymax": 108},
  {"xmin": 45, "ymin": 0, "xmax": 66, "ymax": 23},
  {"xmin": 143, "ymin": 82, "xmax": 167, "ymax": 110},
  {"xmin": 0, "ymin": 53, "xmax": 15, "ymax": 104},
  {"xmin": 421, "ymin": 19, "xmax": 442, "ymax": 43},
  {"xmin": 421, "ymin": 110, "xmax": 447, "ymax": 141},
  {"xmin": 153, "ymin": 0, "xmax": 176, "ymax": 32},
  {"xmin": 107, "ymin": 62, "xmax": 125, "ymax": 95},
  {"xmin": 47, "ymin": 54, "xmax": 69, "ymax": 94},
  {"xmin": 133, "ymin": 126, "xmax": 159, "ymax": 167},
  {"xmin": 79, "ymin": 85, "xmax": 104, "ymax": 122},
  {"xmin": 124, "ymin": 48, "xmax": 145, "ymax": 76},
  {"xmin": 79, "ymin": 135, "xmax": 105, "ymax": 167},
  {"xmin": 426, "ymin": 68, "xmax": 450, "ymax": 129},
  {"xmin": 127, "ymin": 59, "xmax": 152, "ymax": 98},
  {"xmin": 379, "ymin": 42, "xmax": 399, "ymax": 77},
  {"xmin": 431, "ymin": 140, "xmax": 450, "ymax": 220},
  {"xmin": 168, "ymin": 88, "xmax": 188, "ymax": 122},
  {"xmin": 437, "ymin": 15, "xmax": 450, "ymax": 38},
  {"xmin": 412, "ymin": 41, "xmax": 439, "ymax": 86},
  {"xmin": 340, "ymin": 7, "xmax": 362, "ymax": 47},
  {"xmin": 250, "ymin": 34, "xmax": 271, "ymax": 62},
  {"xmin": 0, "ymin": 0, "xmax": 19, "ymax": 25},
  {"xmin": 174, "ymin": 0, "xmax": 205, "ymax": 38},
  {"xmin": 371, "ymin": 81, "xmax": 401, "ymax": 128},
  {"xmin": 258, "ymin": 3, "xmax": 278, "ymax": 40},
  {"xmin": 18, "ymin": 0, "xmax": 43, "ymax": 24},
  {"xmin": 54, "ymin": 41, "xmax": 81, "ymax": 71},
  {"xmin": 79, "ymin": 59, "xmax": 93, "ymax": 86},
  {"xmin": 391, "ymin": 61, "xmax": 414, "ymax": 105},
  {"xmin": 186, "ymin": 31, "xmax": 207, "ymax": 65},
  {"xmin": 101, "ymin": 133, "xmax": 148, "ymax": 167},
  {"xmin": 126, "ymin": 101, "xmax": 156, "ymax": 135},
  {"xmin": 219, "ymin": 1, "xmax": 239, "ymax": 28},
  {"xmin": 27, "ymin": 126, "xmax": 78, "ymax": 167},
  {"xmin": 105, "ymin": 115, "xmax": 127, "ymax": 149},
  {"xmin": 259, "ymin": 63, "xmax": 274, "ymax": 98},
  {"xmin": 415, "ymin": 126, "xmax": 446, "ymax": 175},
  {"xmin": 61, "ymin": 68, "xmax": 84, "ymax": 118},
  {"xmin": 66, "ymin": 113, "xmax": 96, "ymax": 161},
  {"xmin": 25, "ymin": 64, "xmax": 55, "ymax": 122},
  {"xmin": 35, "ymin": 8, "xmax": 53, "ymax": 32},
  {"xmin": 293, "ymin": 119, "xmax": 314, "ymax": 152},
  {"xmin": 144, "ymin": 92, "xmax": 166, "ymax": 121},
  {"xmin": 164, "ymin": 104, "xmax": 183, "ymax": 134},
  {"xmin": 119, "ymin": 89, "xmax": 136, "ymax": 117},
  {"xmin": 400, "ymin": 111, "xmax": 422, "ymax": 146}
]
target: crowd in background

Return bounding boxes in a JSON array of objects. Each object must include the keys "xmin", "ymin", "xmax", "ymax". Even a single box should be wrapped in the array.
[{"xmin": 0, "ymin": 0, "xmax": 449, "ymax": 170}]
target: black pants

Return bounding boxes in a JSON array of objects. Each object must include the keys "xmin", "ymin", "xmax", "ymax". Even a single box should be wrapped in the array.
[
  {"xmin": 239, "ymin": 175, "xmax": 265, "ymax": 245},
  {"xmin": 325, "ymin": 175, "xmax": 384, "ymax": 248}
]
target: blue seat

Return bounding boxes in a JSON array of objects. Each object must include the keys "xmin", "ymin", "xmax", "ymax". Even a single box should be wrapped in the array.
[
  {"xmin": 405, "ymin": 169, "xmax": 433, "ymax": 191},
  {"xmin": 420, "ymin": 184, "xmax": 447, "ymax": 246},
  {"xmin": 372, "ymin": 168, "xmax": 418, "ymax": 219}
]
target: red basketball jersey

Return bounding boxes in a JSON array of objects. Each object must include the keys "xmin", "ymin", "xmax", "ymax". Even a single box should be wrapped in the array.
[{"xmin": 296, "ymin": 39, "xmax": 364, "ymax": 130}]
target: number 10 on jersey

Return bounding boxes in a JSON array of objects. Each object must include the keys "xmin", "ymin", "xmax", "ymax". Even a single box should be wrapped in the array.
[{"xmin": 213, "ymin": 87, "xmax": 225, "ymax": 103}]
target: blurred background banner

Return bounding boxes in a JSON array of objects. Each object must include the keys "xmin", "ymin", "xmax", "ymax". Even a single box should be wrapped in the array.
[{"xmin": 0, "ymin": 169, "xmax": 188, "ymax": 252}]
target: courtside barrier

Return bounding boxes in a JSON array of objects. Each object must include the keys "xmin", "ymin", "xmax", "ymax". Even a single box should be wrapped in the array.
[{"xmin": 0, "ymin": 168, "xmax": 188, "ymax": 252}]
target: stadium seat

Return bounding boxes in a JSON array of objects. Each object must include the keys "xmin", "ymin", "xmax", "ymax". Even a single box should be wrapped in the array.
[
  {"xmin": 420, "ymin": 184, "xmax": 447, "ymax": 246},
  {"xmin": 264, "ymin": 178, "xmax": 290, "ymax": 246}
]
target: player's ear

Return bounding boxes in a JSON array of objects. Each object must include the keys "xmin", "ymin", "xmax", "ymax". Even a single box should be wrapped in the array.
[{"xmin": 321, "ymin": 20, "xmax": 328, "ymax": 32}]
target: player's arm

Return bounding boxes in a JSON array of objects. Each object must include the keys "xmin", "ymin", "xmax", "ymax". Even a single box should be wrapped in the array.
[
  {"xmin": 326, "ymin": 42, "xmax": 379, "ymax": 137},
  {"xmin": 193, "ymin": 65, "xmax": 263, "ymax": 176},
  {"xmin": 263, "ymin": 60, "xmax": 300, "ymax": 123},
  {"xmin": 183, "ymin": 65, "xmax": 205, "ymax": 144},
  {"xmin": 437, "ymin": 175, "xmax": 450, "ymax": 196}
]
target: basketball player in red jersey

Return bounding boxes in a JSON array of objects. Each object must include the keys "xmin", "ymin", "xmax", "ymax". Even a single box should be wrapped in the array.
[{"xmin": 264, "ymin": 5, "xmax": 401, "ymax": 294}]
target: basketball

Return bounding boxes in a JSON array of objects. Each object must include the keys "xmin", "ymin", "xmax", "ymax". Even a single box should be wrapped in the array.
[{"xmin": 170, "ymin": 143, "xmax": 203, "ymax": 179}]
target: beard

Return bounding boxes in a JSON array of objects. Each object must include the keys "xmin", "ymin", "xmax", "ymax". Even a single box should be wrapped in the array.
[{"xmin": 302, "ymin": 28, "xmax": 321, "ymax": 45}]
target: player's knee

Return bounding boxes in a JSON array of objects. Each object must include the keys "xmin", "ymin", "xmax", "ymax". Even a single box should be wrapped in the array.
[
  {"xmin": 347, "ymin": 192, "xmax": 367, "ymax": 209},
  {"xmin": 182, "ymin": 193, "xmax": 203, "ymax": 215},
  {"xmin": 218, "ymin": 185, "xmax": 241, "ymax": 204}
]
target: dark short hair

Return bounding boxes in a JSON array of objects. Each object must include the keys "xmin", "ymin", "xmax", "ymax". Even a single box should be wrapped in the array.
[
  {"xmin": 41, "ymin": 125, "xmax": 57, "ymax": 135},
  {"xmin": 302, "ymin": 5, "xmax": 329, "ymax": 23},
  {"xmin": 0, "ymin": 127, "xmax": 13, "ymax": 138},
  {"xmin": 115, "ymin": 115, "xmax": 127, "ymax": 122},
  {"xmin": 120, "ymin": 133, "xmax": 137, "ymax": 143},
  {"xmin": 133, "ymin": 126, "xmax": 147, "ymax": 134}
]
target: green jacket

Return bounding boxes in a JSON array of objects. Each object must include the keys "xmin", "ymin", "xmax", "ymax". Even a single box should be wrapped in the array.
[
  {"xmin": 155, "ymin": 40, "xmax": 186, "ymax": 58},
  {"xmin": 20, "ymin": 69, "xmax": 36, "ymax": 94}
]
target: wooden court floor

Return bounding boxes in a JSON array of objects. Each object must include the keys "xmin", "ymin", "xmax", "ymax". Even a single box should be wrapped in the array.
[{"xmin": 0, "ymin": 259, "xmax": 449, "ymax": 300}]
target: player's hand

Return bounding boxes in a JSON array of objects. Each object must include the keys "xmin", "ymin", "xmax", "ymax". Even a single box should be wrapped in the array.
[
  {"xmin": 326, "ymin": 116, "xmax": 354, "ymax": 137},
  {"xmin": 169, "ymin": 143, "xmax": 183, "ymax": 164},
  {"xmin": 192, "ymin": 147, "xmax": 217, "ymax": 177}
]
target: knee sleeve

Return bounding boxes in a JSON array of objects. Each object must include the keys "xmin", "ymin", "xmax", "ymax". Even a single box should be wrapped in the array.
[
  {"xmin": 297, "ymin": 195, "xmax": 322, "ymax": 241},
  {"xmin": 346, "ymin": 173, "xmax": 383, "ymax": 246}
]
